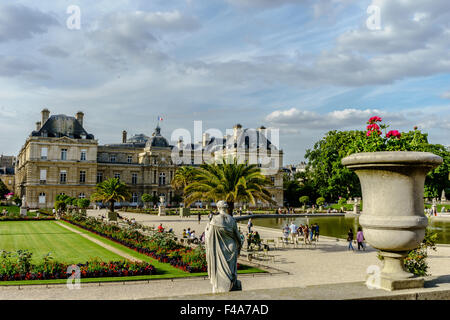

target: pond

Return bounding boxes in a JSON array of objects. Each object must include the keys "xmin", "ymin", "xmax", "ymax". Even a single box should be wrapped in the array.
[{"xmin": 241, "ymin": 216, "xmax": 450, "ymax": 245}]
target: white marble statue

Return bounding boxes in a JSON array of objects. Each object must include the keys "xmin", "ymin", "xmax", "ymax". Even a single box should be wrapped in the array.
[
  {"xmin": 442, "ymin": 189, "xmax": 447, "ymax": 202},
  {"xmin": 205, "ymin": 200, "xmax": 242, "ymax": 293}
]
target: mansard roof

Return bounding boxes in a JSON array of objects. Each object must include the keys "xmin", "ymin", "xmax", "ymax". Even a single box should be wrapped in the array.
[{"xmin": 31, "ymin": 115, "xmax": 94, "ymax": 140}]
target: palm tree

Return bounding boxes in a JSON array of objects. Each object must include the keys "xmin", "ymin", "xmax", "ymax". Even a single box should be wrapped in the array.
[
  {"xmin": 172, "ymin": 166, "xmax": 195, "ymax": 190},
  {"xmin": 183, "ymin": 158, "xmax": 276, "ymax": 215},
  {"xmin": 91, "ymin": 178, "xmax": 130, "ymax": 213}
]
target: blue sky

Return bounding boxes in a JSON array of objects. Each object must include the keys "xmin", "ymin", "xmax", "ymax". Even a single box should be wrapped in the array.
[{"xmin": 0, "ymin": 0, "xmax": 449, "ymax": 164}]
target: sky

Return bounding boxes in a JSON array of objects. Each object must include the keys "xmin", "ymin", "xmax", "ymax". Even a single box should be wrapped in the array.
[{"xmin": 0, "ymin": 0, "xmax": 449, "ymax": 164}]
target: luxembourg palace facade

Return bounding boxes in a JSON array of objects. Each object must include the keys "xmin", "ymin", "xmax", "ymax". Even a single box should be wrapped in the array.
[{"xmin": 15, "ymin": 109, "xmax": 284, "ymax": 209}]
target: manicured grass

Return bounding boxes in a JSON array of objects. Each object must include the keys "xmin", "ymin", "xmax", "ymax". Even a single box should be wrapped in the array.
[
  {"xmin": 0, "ymin": 205, "xmax": 20, "ymax": 214},
  {"xmin": 58, "ymin": 221, "xmax": 266, "ymax": 277},
  {"xmin": 0, "ymin": 220, "xmax": 266, "ymax": 286},
  {"xmin": 58, "ymin": 220, "xmax": 197, "ymax": 278},
  {"xmin": 0, "ymin": 221, "xmax": 123, "ymax": 263}
]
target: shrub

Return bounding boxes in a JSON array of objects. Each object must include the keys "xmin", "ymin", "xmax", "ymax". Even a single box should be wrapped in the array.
[
  {"xmin": 316, "ymin": 197, "xmax": 325, "ymax": 206},
  {"xmin": 299, "ymin": 196, "xmax": 309, "ymax": 205}
]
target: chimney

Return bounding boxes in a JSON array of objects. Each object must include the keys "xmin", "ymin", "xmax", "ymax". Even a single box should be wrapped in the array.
[
  {"xmin": 122, "ymin": 130, "xmax": 127, "ymax": 144},
  {"xmin": 202, "ymin": 133, "xmax": 210, "ymax": 148},
  {"xmin": 177, "ymin": 138, "xmax": 184, "ymax": 149},
  {"xmin": 76, "ymin": 111, "xmax": 84, "ymax": 127},
  {"xmin": 41, "ymin": 109, "xmax": 50, "ymax": 126},
  {"xmin": 36, "ymin": 121, "xmax": 41, "ymax": 131},
  {"xmin": 233, "ymin": 124, "xmax": 242, "ymax": 140}
]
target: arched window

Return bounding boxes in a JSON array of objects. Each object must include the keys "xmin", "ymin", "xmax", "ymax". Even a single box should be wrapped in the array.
[
  {"xmin": 159, "ymin": 172, "xmax": 166, "ymax": 186},
  {"xmin": 79, "ymin": 193, "xmax": 86, "ymax": 199},
  {"xmin": 39, "ymin": 193, "xmax": 46, "ymax": 204}
]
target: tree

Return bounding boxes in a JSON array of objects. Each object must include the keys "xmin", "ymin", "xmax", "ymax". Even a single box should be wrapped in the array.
[
  {"xmin": 305, "ymin": 130, "xmax": 363, "ymax": 202},
  {"xmin": 77, "ymin": 199, "xmax": 90, "ymax": 210},
  {"xmin": 316, "ymin": 197, "xmax": 325, "ymax": 206},
  {"xmin": 299, "ymin": 196, "xmax": 309, "ymax": 207},
  {"xmin": 141, "ymin": 194, "xmax": 152, "ymax": 208},
  {"xmin": 90, "ymin": 178, "xmax": 130, "ymax": 213},
  {"xmin": 184, "ymin": 158, "xmax": 275, "ymax": 215},
  {"xmin": 0, "ymin": 180, "xmax": 9, "ymax": 199},
  {"xmin": 172, "ymin": 166, "xmax": 195, "ymax": 191}
]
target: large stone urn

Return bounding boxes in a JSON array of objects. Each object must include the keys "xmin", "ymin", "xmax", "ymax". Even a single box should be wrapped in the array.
[{"xmin": 342, "ymin": 151, "xmax": 443, "ymax": 290}]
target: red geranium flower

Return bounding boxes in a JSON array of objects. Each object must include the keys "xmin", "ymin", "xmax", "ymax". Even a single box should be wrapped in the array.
[
  {"xmin": 368, "ymin": 116, "xmax": 382, "ymax": 124},
  {"xmin": 386, "ymin": 130, "xmax": 401, "ymax": 139}
]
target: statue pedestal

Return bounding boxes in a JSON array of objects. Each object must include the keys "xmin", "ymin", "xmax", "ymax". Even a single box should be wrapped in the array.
[
  {"xmin": 159, "ymin": 206, "xmax": 166, "ymax": 216},
  {"xmin": 20, "ymin": 207, "xmax": 27, "ymax": 217}
]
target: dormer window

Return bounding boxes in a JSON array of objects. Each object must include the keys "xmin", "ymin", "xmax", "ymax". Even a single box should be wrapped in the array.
[{"xmin": 110, "ymin": 155, "xmax": 116, "ymax": 163}]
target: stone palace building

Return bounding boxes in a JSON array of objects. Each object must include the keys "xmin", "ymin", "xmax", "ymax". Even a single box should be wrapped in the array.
[{"xmin": 15, "ymin": 109, "xmax": 283, "ymax": 209}]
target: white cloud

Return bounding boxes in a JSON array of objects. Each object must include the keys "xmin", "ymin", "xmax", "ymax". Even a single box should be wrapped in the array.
[
  {"xmin": 0, "ymin": 4, "xmax": 58, "ymax": 42},
  {"xmin": 265, "ymin": 107, "xmax": 406, "ymax": 130}
]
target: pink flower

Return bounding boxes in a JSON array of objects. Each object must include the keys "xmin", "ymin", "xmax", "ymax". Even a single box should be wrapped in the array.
[
  {"xmin": 386, "ymin": 130, "xmax": 401, "ymax": 139},
  {"xmin": 366, "ymin": 123, "xmax": 380, "ymax": 131},
  {"xmin": 368, "ymin": 116, "xmax": 382, "ymax": 124}
]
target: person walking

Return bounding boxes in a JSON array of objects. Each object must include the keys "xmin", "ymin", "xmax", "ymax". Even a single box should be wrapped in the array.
[
  {"xmin": 356, "ymin": 227, "xmax": 365, "ymax": 251},
  {"xmin": 289, "ymin": 222, "xmax": 298, "ymax": 242},
  {"xmin": 247, "ymin": 218, "xmax": 253, "ymax": 234},
  {"xmin": 347, "ymin": 228, "xmax": 354, "ymax": 251},
  {"xmin": 198, "ymin": 212, "xmax": 201, "ymax": 224}
]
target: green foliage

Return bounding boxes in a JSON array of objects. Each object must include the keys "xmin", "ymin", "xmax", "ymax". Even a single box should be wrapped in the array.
[
  {"xmin": 316, "ymin": 197, "xmax": 325, "ymax": 206},
  {"xmin": 404, "ymin": 229, "xmax": 438, "ymax": 276},
  {"xmin": 299, "ymin": 196, "xmax": 309, "ymax": 205},
  {"xmin": 305, "ymin": 130, "xmax": 363, "ymax": 202},
  {"xmin": 11, "ymin": 196, "xmax": 22, "ymax": 206},
  {"xmin": 77, "ymin": 198, "xmax": 90, "ymax": 209},
  {"xmin": 141, "ymin": 193, "xmax": 152, "ymax": 204},
  {"xmin": 305, "ymin": 116, "xmax": 450, "ymax": 203},
  {"xmin": 54, "ymin": 200, "xmax": 66, "ymax": 212},
  {"xmin": 184, "ymin": 157, "xmax": 275, "ymax": 214},
  {"xmin": 0, "ymin": 180, "xmax": 9, "ymax": 199},
  {"xmin": 338, "ymin": 197, "xmax": 347, "ymax": 206},
  {"xmin": 91, "ymin": 178, "xmax": 130, "ymax": 213}
]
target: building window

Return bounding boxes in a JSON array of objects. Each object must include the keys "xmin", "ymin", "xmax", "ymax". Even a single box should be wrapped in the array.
[
  {"xmin": 41, "ymin": 147, "xmax": 48, "ymax": 160},
  {"xmin": 97, "ymin": 172, "xmax": 103, "ymax": 183},
  {"xmin": 79, "ymin": 193, "xmax": 86, "ymax": 199},
  {"xmin": 60, "ymin": 170, "xmax": 67, "ymax": 184},
  {"xmin": 80, "ymin": 171, "xmax": 86, "ymax": 184},
  {"xmin": 270, "ymin": 177, "xmax": 275, "ymax": 185},
  {"xmin": 40, "ymin": 169, "xmax": 47, "ymax": 184},
  {"xmin": 110, "ymin": 155, "xmax": 116, "ymax": 163},
  {"xmin": 169, "ymin": 171, "xmax": 173, "ymax": 182},
  {"xmin": 61, "ymin": 149, "xmax": 67, "ymax": 161},
  {"xmin": 128, "ymin": 156, "xmax": 133, "ymax": 164},
  {"xmin": 81, "ymin": 150, "xmax": 87, "ymax": 161},
  {"xmin": 114, "ymin": 173, "xmax": 121, "ymax": 180},
  {"xmin": 132, "ymin": 173, "xmax": 138, "ymax": 185},
  {"xmin": 153, "ymin": 170, "xmax": 157, "ymax": 184},
  {"xmin": 39, "ymin": 193, "xmax": 46, "ymax": 204},
  {"xmin": 132, "ymin": 193, "xmax": 138, "ymax": 203},
  {"xmin": 159, "ymin": 172, "xmax": 166, "ymax": 186}
]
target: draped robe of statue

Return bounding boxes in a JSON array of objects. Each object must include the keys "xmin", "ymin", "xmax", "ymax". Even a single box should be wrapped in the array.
[{"xmin": 205, "ymin": 202, "xmax": 242, "ymax": 293}]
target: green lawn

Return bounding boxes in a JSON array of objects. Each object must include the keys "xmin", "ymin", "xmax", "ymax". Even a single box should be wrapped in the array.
[
  {"xmin": 0, "ymin": 221, "xmax": 123, "ymax": 263},
  {"xmin": 0, "ymin": 220, "xmax": 266, "ymax": 285},
  {"xmin": 0, "ymin": 205, "xmax": 20, "ymax": 215}
]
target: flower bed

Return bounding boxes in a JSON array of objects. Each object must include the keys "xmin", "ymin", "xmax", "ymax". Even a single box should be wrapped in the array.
[
  {"xmin": 0, "ymin": 251, "xmax": 156, "ymax": 282},
  {"xmin": 0, "ymin": 216, "xmax": 55, "ymax": 222},
  {"xmin": 61, "ymin": 216, "xmax": 208, "ymax": 273}
]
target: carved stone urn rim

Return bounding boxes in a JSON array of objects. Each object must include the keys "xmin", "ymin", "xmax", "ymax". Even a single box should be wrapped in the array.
[{"xmin": 342, "ymin": 151, "xmax": 443, "ymax": 168}]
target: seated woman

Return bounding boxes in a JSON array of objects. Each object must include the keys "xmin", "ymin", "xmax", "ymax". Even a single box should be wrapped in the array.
[
  {"xmin": 252, "ymin": 231, "xmax": 262, "ymax": 250},
  {"xmin": 182, "ymin": 229, "xmax": 188, "ymax": 238},
  {"xmin": 157, "ymin": 224, "xmax": 164, "ymax": 233}
]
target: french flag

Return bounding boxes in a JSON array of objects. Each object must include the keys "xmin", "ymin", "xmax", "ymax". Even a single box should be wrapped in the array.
[{"xmin": 158, "ymin": 116, "xmax": 163, "ymax": 121}]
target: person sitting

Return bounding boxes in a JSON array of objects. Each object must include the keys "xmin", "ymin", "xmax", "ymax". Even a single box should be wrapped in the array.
[
  {"xmin": 200, "ymin": 231, "xmax": 206, "ymax": 244},
  {"xmin": 182, "ymin": 229, "xmax": 188, "ymax": 238},
  {"xmin": 157, "ymin": 224, "xmax": 164, "ymax": 233},
  {"xmin": 252, "ymin": 231, "xmax": 262, "ymax": 250},
  {"xmin": 190, "ymin": 230, "xmax": 199, "ymax": 244},
  {"xmin": 246, "ymin": 232, "xmax": 253, "ymax": 250},
  {"xmin": 187, "ymin": 228, "xmax": 192, "ymax": 237}
]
